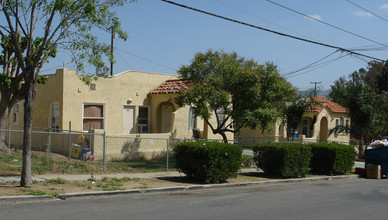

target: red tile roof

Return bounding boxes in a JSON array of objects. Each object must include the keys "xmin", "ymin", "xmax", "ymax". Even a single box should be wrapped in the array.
[
  {"xmin": 149, "ymin": 79, "xmax": 191, "ymax": 94},
  {"xmin": 309, "ymin": 96, "xmax": 349, "ymax": 113}
]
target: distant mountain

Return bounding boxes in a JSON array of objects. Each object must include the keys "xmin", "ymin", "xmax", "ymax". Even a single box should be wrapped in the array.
[
  {"xmin": 317, "ymin": 89, "xmax": 331, "ymax": 97},
  {"xmin": 299, "ymin": 89, "xmax": 331, "ymax": 97}
]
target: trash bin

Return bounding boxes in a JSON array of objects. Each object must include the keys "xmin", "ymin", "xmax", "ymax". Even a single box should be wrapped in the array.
[
  {"xmin": 71, "ymin": 144, "xmax": 84, "ymax": 159},
  {"xmin": 364, "ymin": 146, "xmax": 388, "ymax": 177}
]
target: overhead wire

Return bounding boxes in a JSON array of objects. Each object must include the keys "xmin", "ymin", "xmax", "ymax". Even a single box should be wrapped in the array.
[
  {"xmin": 40, "ymin": 63, "xmax": 72, "ymax": 74},
  {"xmin": 116, "ymin": 49, "xmax": 134, "ymax": 70},
  {"xmin": 116, "ymin": 47, "xmax": 178, "ymax": 72},
  {"xmin": 161, "ymin": 0, "xmax": 384, "ymax": 62},
  {"xmin": 286, "ymin": 53, "xmax": 350, "ymax": 79},
  {"xmin": 211, "ymin": 0, "xmax": 316, "ymax": 41},
  {"xmin": 345, "ymin": 0, "xmax": 388, "ymax": 24},
  {"xmin": 282, "ymin": 50, "xmax": 339, "ymax": 77},
  {"xmin": 266, "ymin": 0, "xmax": 388, "ymax": 48}
]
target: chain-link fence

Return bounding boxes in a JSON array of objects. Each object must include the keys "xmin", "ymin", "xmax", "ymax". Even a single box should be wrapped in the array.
[
  {"xmin": 235, "ymin": 136, "xmax": 351, "ymax": 146},
  {"xmin": 3, "ymin": 126, "xmax": 103, "ymax": 159},
  {"xmin": 2, "ymin": 126, "xmax": 354, "ymax": 173}
]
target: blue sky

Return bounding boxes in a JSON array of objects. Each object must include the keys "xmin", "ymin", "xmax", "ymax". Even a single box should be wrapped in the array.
[{"xmin": 42, "ymin": 0, "xmax": 388, "ymax": 91}]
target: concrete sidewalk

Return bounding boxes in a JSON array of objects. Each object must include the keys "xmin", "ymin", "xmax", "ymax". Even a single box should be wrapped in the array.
[
  {"xmin": 0, "ymin": 169, "xmax": 253, "ymax": 183},
  {"xmin": 0, "ymin": 161, "xmax": 365, "ymax": 184},
  {"xmin": 0, "ymin": 171, "xmax": 360, "ymax": 204}
]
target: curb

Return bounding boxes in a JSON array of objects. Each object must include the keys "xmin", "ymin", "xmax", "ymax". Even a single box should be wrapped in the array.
[
  {"xmin": 58, "ymin": 174, "xmax": 358, "ymax": 200},
  {"xmin": 0, "ymin": 195, "xmax": 60, "ymax": 204},
  {"xmin": 0, "ymin": 175, "xmax": 359, "ymax": 203}
]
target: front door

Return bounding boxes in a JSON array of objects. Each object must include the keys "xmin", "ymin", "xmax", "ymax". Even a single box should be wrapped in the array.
[
  {"xmin": 123, "ymin": 106, "xmax": 135, "ymax": 134},
  {"xmin": 320, "ymin": 117, "xmax": 328, "ymax": 142},
  {"xmin": 161, "ymin": 105, "xmax": 173, "ymax": 133}
]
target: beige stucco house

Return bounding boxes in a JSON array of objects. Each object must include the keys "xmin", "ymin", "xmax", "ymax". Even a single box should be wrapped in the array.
[
  {"xmin": 238, "ymin": 96, "xmax": 351, "ymax": 146},
  {"xmin": 8, "ymin": 68, "xmax": 233, "ymax": 159}
]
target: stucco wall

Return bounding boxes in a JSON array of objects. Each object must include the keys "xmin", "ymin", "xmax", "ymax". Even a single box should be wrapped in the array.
[
  {"xmin": 149, "ymin": 93, "xmax": 233, "ymax": 141},
  {"xmin": 238, "ymin": 107, "xmax": 350, "ymax": 145},
  {"xmin": 53, "ymin": 69, "xmax": 177, "ymax": 133}
]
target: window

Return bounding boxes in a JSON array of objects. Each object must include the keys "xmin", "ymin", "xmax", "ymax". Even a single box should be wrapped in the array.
[
  {"xmin": 51, "ymin": 103, "xmax": 60, "ymax": 130},
  {"xmin": 188, "ymin": 107, "xmax": 197, "ymax": 131},
  {"xmin": 335, "ymin": 119, "xmax": 339, "ymax": 135},
  {"xmin": 12, "ymin": 103, "xmax": 19, "ymax": 123},
  {"xmin": 302, "ymin": 120, "xmax": 308, "ymax": 136},
  {"xmin": 340, "ymin": 117, "xmax": 344, "ymax": 126},
  {"xmin": 346, "ymin": 119, "xmax": 349, "ymax": 127},
  {"xmin": 138, "ymin": 106, "xmax": 149, "ymax": 133},
  {"xmin": 83, "ymin": 104, "xmax": 104, "ymax": 130},
  {"xmin": 90, "ymin": 83, "xmax": 96, "ymax": 91},
  {"xmin": 216, "ymin": 109, "xmax": 227, "ymax": 129}
]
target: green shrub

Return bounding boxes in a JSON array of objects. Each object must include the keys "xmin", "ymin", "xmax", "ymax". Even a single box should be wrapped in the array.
[
  {"xmin": 253, "ymin": 143, "xmax": 312, "ymax": 178},
  {"xmin": 309, "ymin": 143, "xmax": 356, "ymax": 175},
  {"xmin": 174, "ymin": 141, "xmax": 242, "ymax": 183}
]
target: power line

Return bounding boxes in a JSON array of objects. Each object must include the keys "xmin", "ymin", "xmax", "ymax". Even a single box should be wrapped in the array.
[
  {"xmin": 211, "ymin": 0, "xmax": 317, "ymax": 41},
  {"xmin": 282, "ymin": 50, "xmax": 339, "ymax": 77},
  {"xmin": 345, "ymin": 0, "xmax": 388, "ymax": 23},
  {"xmin": 116, "ymin": 50, "xmax": 134, "ymax": 70},
  {"xmin": 40, "ymin": 63, "xmax": 72, "ymax": 74},
  {"xmin": 115, "ymin": 47, "xmax": 178, "ymax": 72},
  {"xmin": 161, "ymin": 0, "xmax": 384, "ymax": 62},
  {"xmin": 266, "ymin": 0, "xmax": 388, "ymax": 48},
  {"xmin": 286, "ymin": 53, "xmax": 350, "ymax": 79}
]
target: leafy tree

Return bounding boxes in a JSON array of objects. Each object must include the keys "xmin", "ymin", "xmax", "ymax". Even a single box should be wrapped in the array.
[
  {"xmin": 281, "ymin": 95, "xmax": 316, "ymax": 141},
  {"xmin": 0, "ymin": 0, "xmax": 136, "ymax": 186},
  {"xmin": 347, "ymin": 72, "xmax": 375, "ymax": 157},
  {"xmin": 328, "ymin": 76, "xmax": 349, "ymax": 107},
  {"xmin": 365, "ymin": 61, "xmax": 383, "ymax": 91},
  {"xmin": 175, "ymin": 50, "xmax": 295, "ymax": 143},
  {"xmin": 377, "ymin": 60, "xmax": 388, "ymax": 93},
  {"xmin": 0, "ymin": 34, "xmax": 55, "ymax": 154},
  {"xmin": 329, "ymin": 70, "xmax": 375, "ymax": 158},
  {"xmin": 372, "ymin": 91, "xmax": 388, "ymax": 137}
]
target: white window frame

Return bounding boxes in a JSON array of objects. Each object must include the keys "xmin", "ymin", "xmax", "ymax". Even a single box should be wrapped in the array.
[
  {"xmin": 188, "ymin": 107, "xmax": 197, "ymax": 132},
  {"xmin": 216, "ymin": 109, "xmax": 227, "ymax": 129},
  {"xmin": 51, "ymin": 102, "xmax": 60, "ymax": 131},
  {"xmin": 137, "ymin": 106, "xmax": 149, "ymax": 133},
  {"xmin": 82, "ymin": 103, "xmax": 105, "ymax": 131},
  {"xmin": 12, "ymin": 103, "xmax": 19, "ymax": 123},
  {"xmin": 302, "ymin": 119, "xmax": 308, "ymax": 136}
]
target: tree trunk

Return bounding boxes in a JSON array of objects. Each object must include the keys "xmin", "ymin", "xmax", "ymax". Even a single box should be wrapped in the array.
[
  {"xmin": 220, "ymin": 132, "xmax": 228, "ymax": 143},
  {"xmin": 21, "ymin": 78, "xmax": 36, "ymax": 187},
  {"xmin": 0, "ymin": 107, "xmax": 11, "ymax": 154},
  {"xmin": 358, "ymin": 137, "xmax": 364, "ymax": 159}
]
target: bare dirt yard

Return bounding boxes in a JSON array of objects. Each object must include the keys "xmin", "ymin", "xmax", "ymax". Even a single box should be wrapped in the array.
[{"xmin": 1, "ymin": 151, "xmax": 271, "ymax": 197}]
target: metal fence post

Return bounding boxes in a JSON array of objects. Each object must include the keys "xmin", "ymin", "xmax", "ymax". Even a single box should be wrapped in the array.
[
  {"xmin": 103, "ymin": 131, "xmax": 107, "ymax": 171},
  {"xmin": 8, "ymin": 123, "xmax": 11, "ymax": 149},
  {"xmin": 166, "ymin": 139, "xmax": 169, "ymax": 172},
  {"xmin": 68, "ymin": 121, "xmax": 72, "ymax": 159},
  {"xmin": 47, "ymin": 117, "xmax": 51, "ymax": 155},
  {"xmin": 88, "ymin": 123, "xmax": 92, "ymax": 154}
]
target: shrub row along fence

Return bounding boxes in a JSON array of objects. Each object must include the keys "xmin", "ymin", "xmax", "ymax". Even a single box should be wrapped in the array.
[
  {"xmin": 253, "ymin": 142, "xmax": 356, "ymax": 178},
  {"xmin": 174, "ymin": 141, "xmax": 242, "ymax": 183}
]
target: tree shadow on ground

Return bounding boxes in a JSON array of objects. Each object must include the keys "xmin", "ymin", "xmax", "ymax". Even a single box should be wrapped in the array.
[
  {"xmin": 238, "ymin": 171, "xmax": 283, "ymax": 180},
  {"xmin": 155, "ymin": 176, "xmax": 208, "ymax": 185}
]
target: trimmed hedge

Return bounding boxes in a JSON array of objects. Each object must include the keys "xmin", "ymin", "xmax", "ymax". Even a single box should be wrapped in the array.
[
  {"xmin": 253, "ymin": 143, "xmax": 312, "ymax": 178},
  {"xmin": 174, "ymin": 141, "xmax": 242, "ymax": 183},
  {"xmin": 309, "ymin": 143, "xmax": 356, "ymax": 175}
]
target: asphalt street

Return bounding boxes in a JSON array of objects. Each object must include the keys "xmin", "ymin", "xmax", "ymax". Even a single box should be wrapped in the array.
[{"xmin": 1, "ymin": 178, "xmax": 387, "ymax": 219}]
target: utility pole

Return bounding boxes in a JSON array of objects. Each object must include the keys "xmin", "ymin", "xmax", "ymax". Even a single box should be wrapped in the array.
[
  {"xmin": 110, "ymin": 27, "xmax": 114, "ymax": 77},
  {"xmin": 310, "ymin": 81, "xmax": 322, "ymax": 96}
]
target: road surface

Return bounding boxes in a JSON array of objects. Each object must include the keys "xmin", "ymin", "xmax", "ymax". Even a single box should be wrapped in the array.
[{"xmin": 1, "ymin": 178, "xmax": 387, "ymax": 219}]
